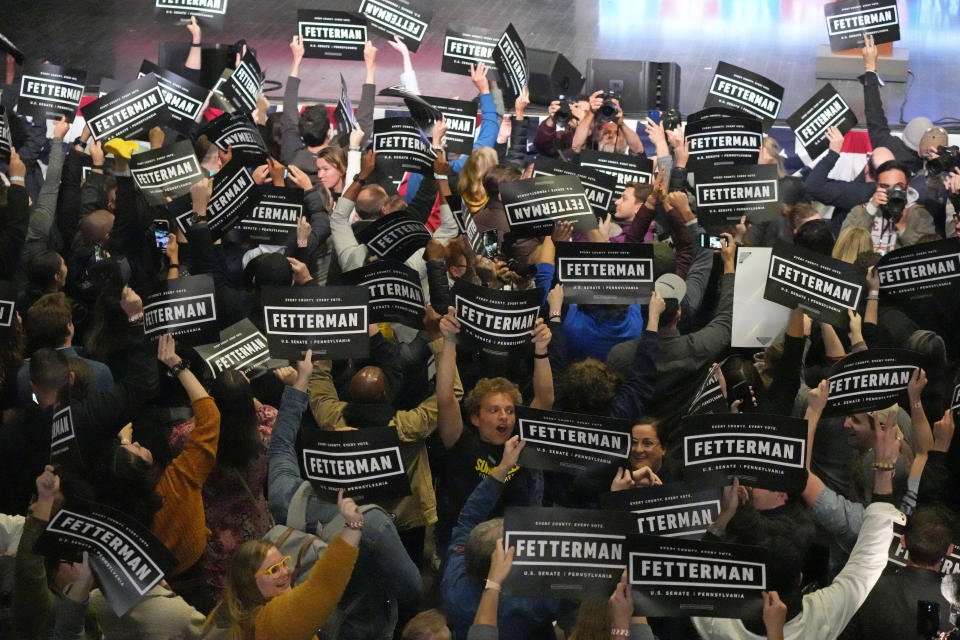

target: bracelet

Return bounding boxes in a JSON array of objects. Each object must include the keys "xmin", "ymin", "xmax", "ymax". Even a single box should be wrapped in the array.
[
  {"xmin": 349, "ymin": 145, "xmax": 361, "ymax": 151},
  {"xmin": 190, "ymin": 42, "xmax": 202, "ymax": 47},
  {"xmin": 869, "ymin": 290, "xmax": 879, "ymax": 297},
  {"xmin": 75, "ymin": 140, "xmax": 88, "ymax": 149},
  {"xmin": 9, "ymin": 176, "xmax": 24, "ymax": 183},
  {"xmin": 345, "ymin": 520, "xmax": 364, "ymax": 529},
  {"xmin": 92, "ymin": 163, "xmax": 105, "ymax": 169},
  {"xmin": 167, "ymin": 264, "xmax": 180, "ymax": 270},
  {"xmin": 533, "ymin": 352, "xmax": 549, "ymax": 359},
  {"xmin": 434, "ymin": 173, "xmax": 449, "ymax": 180},
  {"xmin": 484, "ymin": 579, "xmax": 501, "ymax": 592},
  {"xmin": 912, "ymin": 400, "xmax": 922, "ymax": 409},
  {"xmin": 873, "ymin": 461, "xmax": 896, "ymax": 471},
  {"xmin": 867, "ymin": 296, "xmax": 879, "ymax": 301},
  {"xmin": 611, "ymin": 630, "xmax": 630, "ymax": 637}
]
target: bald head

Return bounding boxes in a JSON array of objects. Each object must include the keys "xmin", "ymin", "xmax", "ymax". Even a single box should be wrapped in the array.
[
  {"xmin": 867, "ymin": 147, "xmax": 896, "ymax": 182},
  {"xmin": 349, "ymin": 365, "xmax": 390, "ymax": 404},
  {"xmin": 81, "ymin": 210, "xmax": 115, "ymax": 244},
  {"xmin": 355, "ymin": 185, "xmax": 389, "ymax": 220}
]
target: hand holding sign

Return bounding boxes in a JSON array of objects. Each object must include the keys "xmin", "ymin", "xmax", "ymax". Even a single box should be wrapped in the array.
[
  {"xmin": 488, "ymin": 538, "xmax": 516, "ymax": 585},
  {"xmin": 908, "ymin": 368, "xmax": 928, "ymax": 407},
  {"xmin": 439, "ymin": 306, "xmax": 460, "ymax": 339},
  {"xmin": 469, "ymin": 62, "xmax": 490, "ymax": 95},
  {"xmin": 530, "ymin": 318, "xmax": 552, "ymax": 355},
  {"xmin": 826, "ymin": 125, "xmax": 845, "ymax": 154},
  {"xmin": 609, "ymin": 572, "xmax": 634, "ymax": 630},
  {"xmin": 763, "ymin": 591, "xmax": 788, "ymax": 639},
  {"xmin": 493, "ymin": 435, "xmax": 525, "ymax": 482}
]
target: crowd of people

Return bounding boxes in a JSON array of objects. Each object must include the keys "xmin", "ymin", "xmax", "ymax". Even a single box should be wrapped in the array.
[{"xmin": 0, "ymin": 14, "xmax": 960, "ymax": 640}]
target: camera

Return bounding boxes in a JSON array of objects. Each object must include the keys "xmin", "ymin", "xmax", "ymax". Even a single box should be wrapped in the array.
[
  {"xmin": 662, "ymin": 108, "xmax": 683, "ymax": 132},
  {"xmin": 882, "ymin": 184, "xmax": 908, "ymax": 223},
  {"xmin": 596, "ymin": 91, "xmax": 621, "ymax": 124},
  {"xmin": 506, "ymin": 258, "xmax": 537, "ymax": 279},
  {"xmin": 928, "ymin": 145, "xmax": 960, "ymax": 175},
  {"xmin": 554, "ymin": 95, "xmax": 574, "ymax": 131}
]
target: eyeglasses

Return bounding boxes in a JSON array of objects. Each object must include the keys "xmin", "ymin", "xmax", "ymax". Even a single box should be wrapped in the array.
[
  {"xmin": 254, "ymin": 556, "xmax": 291, "ymax": 579},
  {"xmin": 632, "ymin": 439, "xmax": 660, "ymax": 450}
]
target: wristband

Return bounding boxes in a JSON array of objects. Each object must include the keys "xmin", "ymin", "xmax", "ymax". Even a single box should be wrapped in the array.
[
  {"xmin": 345, "ymin": 520, "xmax": 364, "ymax": 529},
  {"xmin": 484, "ymin": 579, "xmax": 501, "ymax": 592},
  {"xmin": 128, "ymin": 311, "xmax": 144, "ymax": 323},
  {"xmin": 167, "ymin": 264, "xmax": 180, "ymax": 270},
  {"xmin": 611, "ymin": 630, "xmax": 630, "ymax": 638},
  {"xmin": 869, "ymin": 290, "xmax": 879, "ymax": 298},
  {"xmin": 75, "ymin": 140, "xmax": 88, "ymax": 150},
  {"xmin": 434, "ymin": 173, "xmax": 448, "ymax": 180},
  {"xmin": 92, "ymin": 163, "xmax": 105, "ymax": 169},
  {"xmin": 190, "ymin": 42, "xmax": 202, "ymax": 47},
  {"xmin": 912, "ymin": 400, "xmax": 922, "ymax": 409},
  {"xmin": 168, "ymin": 360, "xmax": 190, "ymax": 377},
  {"xmin": 549, "ymin": 310, "xmax": 562, "ymax": 319},
  {"xmin": 867, "ymin": 296, "xmax": 879, "ymax": 301},
  {"xmin": 9, "ymin": 176, "xmax": 24, "ymax": 183},
  {"xmin": 533, "ymin": 352, "xmax": 549, "ymax": 359}
]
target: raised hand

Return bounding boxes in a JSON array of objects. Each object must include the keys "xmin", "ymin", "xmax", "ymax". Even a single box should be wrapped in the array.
[
  {"xmin": 469, "ymin": 62, "xmax": 490, "ymax": 94},
  {"xmin": 825, "ymin": 125, "xmax": 845, "ymax": 154}
]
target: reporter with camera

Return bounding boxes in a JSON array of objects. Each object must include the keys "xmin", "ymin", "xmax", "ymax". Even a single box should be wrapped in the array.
[
  {"xmin": 571, "ymin": 90, "xmax": 644, "ymax": 156},
  {"xmin": 533, "ymin": 95, "xmax": 590, "ymax": 159},
  {"xmin": 841, "ymin": 161, "xmax": 935, "ymax": 253}
]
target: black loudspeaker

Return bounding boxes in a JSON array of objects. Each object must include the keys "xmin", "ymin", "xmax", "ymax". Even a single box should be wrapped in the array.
[
  {"xmin": 526, "ymin": 48, "xmax": 585, "ymax": 105},
  {"xmin": 158, "ymin": 42, "xmax": 235, "ymax": 89},
  {"xmin": 585, "ymin": 59, "xmax": 681, "ymax": 116}
]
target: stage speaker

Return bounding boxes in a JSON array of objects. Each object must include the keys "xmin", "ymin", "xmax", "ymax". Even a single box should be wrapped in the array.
[
  {"xmin": 585, "ymin": 59, "xmax": 681, "ymax": 116},
  {"xmin": 526, "ymin": 48, "xmax": 585, "ymax": 105},
  {"xmin": 158, "ymin": 42, "xmax": 235, "ymax": 89}
]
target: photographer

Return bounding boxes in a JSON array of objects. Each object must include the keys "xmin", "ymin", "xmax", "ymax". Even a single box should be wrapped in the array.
[
  {"xmin": 533, "ymin": 95, "xmax": 590, "ymax": 159},
  {"xmin": 841, "ymin": 160, "xmax": 935, "ymax": 253},
  {"xmin": 571, "ymin": 90, "xmax": 644, "ymax": 157}
]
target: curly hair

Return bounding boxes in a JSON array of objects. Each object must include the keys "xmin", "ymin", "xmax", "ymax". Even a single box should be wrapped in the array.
[
  {"xmin": 463, "ymin": 377, "xmax": 522, "ymax": 417},
  {"xmin": 561, "ymin": 359, "xmax": 617, "ymax": 414}
]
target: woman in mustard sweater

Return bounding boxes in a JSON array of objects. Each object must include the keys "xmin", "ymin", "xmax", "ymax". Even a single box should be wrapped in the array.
[{"xmin": 205, "ymin": 489, "xmax": 361, "ymax": 640}]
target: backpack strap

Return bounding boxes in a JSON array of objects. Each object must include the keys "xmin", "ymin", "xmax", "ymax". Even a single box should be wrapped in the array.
[{"xmin": 286, "ymin": 480, "xmax": 314, "ymax": 531}]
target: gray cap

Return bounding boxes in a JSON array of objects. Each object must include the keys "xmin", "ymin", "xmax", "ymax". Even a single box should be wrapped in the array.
[
  {"xmin": 902, "ymin": 117, "xmax": 934, "ymax": 151},
  {"xmin": 654, "ymin": 273, "xmax": 687, "ymax": 302}
]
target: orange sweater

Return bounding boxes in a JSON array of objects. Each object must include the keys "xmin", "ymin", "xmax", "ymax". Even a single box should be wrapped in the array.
[
  {"xmin": 153, "ymin": 396, "xmax": 220, "ymax": 576},
  {"xmin": 254, "ymin": 537, "xmax": 359, "ymax": 640}
]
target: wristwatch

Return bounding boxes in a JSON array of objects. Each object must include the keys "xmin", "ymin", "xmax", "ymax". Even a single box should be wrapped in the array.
[
  {"xmin": 353, "ymin": 173, "xmax": 367, "ymax": 185},
  {"xmin": 168, "ymin": 360, "xmax": 190, "ymax": 377}
]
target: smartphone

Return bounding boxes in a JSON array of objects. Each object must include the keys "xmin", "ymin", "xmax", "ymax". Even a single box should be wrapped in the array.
[
  {"xmin": 482, "ymin": 229, "xmax": 499, "ymax": 259},
  {"xmin": 917, "ymin": 600, "xmax": 939, "ymax": 636},
  {"xmin": 154, "ymin": 219, "xmax": 170, "ymax": 250},
  {"xmin": 648, "ymin": 109, "xmax": 661, "ymax": 125},
  {"xmin": 699, "ymin": 234, "xmax": 724, "ymax": 249},
  {"xmin": 283, "ymin": 168, "xmax": 289, "ymax": 180}
]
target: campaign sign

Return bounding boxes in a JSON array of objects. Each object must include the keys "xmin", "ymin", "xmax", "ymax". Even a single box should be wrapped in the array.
[
  {"xmin": 448, "ymin": 196, "xmax": 486, "ymax": 254},
  {"xmin": 341, "ymin": 261, "xmax": 425, "ymax": 328},
  {"xmin": 33, "ymin": 498, "xmax": 176, "ymax": 617},
  {"xmin": 887, "ymin": 523, "xmax": 960, "ymax": 576},
  {"xmin": 19, "ymin": 62, "xmax": 85, "ymax": 124},
  {"xmin": 693, "ymin": 164, "xmax": 780, "ymax": 226},
  {"xmin": 358, "ymin": 0, "xmax": 433, "ymax": 52},
  {"xmin": 555, "ymin": 242, "xmax": 654, "ymax": 305},
  {"xmin": 143, "ymin": 275, "xmax": 218, "ymax": 344},
  {"xmin": 786, "ymin": 83, "xmax": 857, "ymax": 159},
  {"xmin": 373, "ymin": 117, "xmax": 436, "ymax": 175},
  {"xmin": 763, "ymin": 240, "xmax": 865, "ymax": 328},
  {"xmin": 154, "ymin": 0, "xmax": 228, "ymax": 29},
  {"xmin": 298, "ymin": 10, "xmax": 367, "ymax": 60},
  {"xmin": 680, "ymin": 413, "xmax": 807, "ymax": 493},
  {"xmin": 129, "ymin": 141, "xmax": 205, "ymax": 206},
  {"xmin": 422, "ymin": 95, "xmax": 477, "ymax": 156},
  {"xmin": 18, "ymin": 62, "xmax": 86, "ymax": 122},
  {"xmin": 684, "ymin": 362, "xmax": 728, "ymax": 416},
  {"xmin": 261, "ymin": 286, "xmax": 369, "ymax": 360},
  {"xmin": 825, "ymin": 0, "xmax": 900, "ymax": 52},
  {"xmin": 684, "ymin": 110, "xmax": 763, "ymax": 172},
  {"xmin": 501, "ymin": 174, "xmax": 597, "ymax": 238},
  {"xmin": 533, "ymin": 156, "xmax": 617, "ymax": 218},
  {"xmin": 0, "ymin": 107, "xmax": 11, "ymax": 162},
  {"xmin": 334, "ymin": 73, "xmax": 358, "ymax": 138},
  {"xmin": 50, "ymin": 404, "xmax": 82, "ymax": 468},
  {"xmin": 172, "ymin": 159, "xmax": 257, "ymax": 239},
  {"xmin": 603, "ymin": 479, "xmax": 723, "ymax": 539},
  {"xmin": 578, "ymin": 150, "xmax": 654, "ymax": 200},
  {"xmin": 517, "ymin": 406, "xmax": 632, "ymax": 474},
  {"xmin": 201, "ymin": 111, "xmax": 269, "ymax": 165},
  {"xmin": 876, "ymin": 239, "xmax": 960, "ymax": 302},
  {"xmin": 442, "ymin": 23, "xmax": 499, "ymax": 76},
  {"xmin": 138, "ymin": 60, "xmax": 208, "ymax": 135},
  {"xmin": 628, "ymin": 534, "xmax": 766, "ymax": 618},
  {"xmin": 0, "ymin": 283, "xmax": 16, "ymax": 331},
  {"xmin": 236, "ymin": 186, "xmax": 303, "ymax": 246},
  {"xmin": 222, "ymin": 52, "xmax": 264, "ymax": 115},
  {"xmin": 81, "ymin": 75, "xmax": 170, "ymax": 142},
  {"xmin": 704, "ymin": 62, "xmax": 784, "ymax": 130},
  {"xmin": 452, "ymin": 279, "xmax": 542, "ymax": 356},
  {"xmin": 823, "ymin": 348, "xmax": 921, "ymax": 418},
  {"xmin": 355, "ymin": 210, "xmax": 432, "ymax": 262},
  {"xmin": 300, "ymin": 426, "xmax": 410, "ymax": 503},
  {"xmin": 504, "ymin": 507, "xmax": 633, "ymax": 600},
  {"xmin": 952, "ymin": 379, "xmax": 960, "ymax": 423},
  {"xmin": 193, "ymin": 318, "xmax": 272, "ymax": 378},
  {"xmin": 493, "ymin": 23, "xmax": 528, "ymax": 101}
]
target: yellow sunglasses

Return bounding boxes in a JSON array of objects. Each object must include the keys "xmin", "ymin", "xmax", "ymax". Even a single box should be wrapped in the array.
[{"xmin": 254, "ymin": 555, "xmax": 291, "ymax": 578}]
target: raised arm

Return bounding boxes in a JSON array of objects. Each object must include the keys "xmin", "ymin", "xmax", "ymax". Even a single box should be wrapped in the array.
[
  {"xmin": 437, "ymin": 307, "xmax": 465, "ymax": 449},
  {"xmin": 185, "ymin": 17, "xmax": 202, "ymax": 71},
  {"xmin": 571, "ymin": 90, "xmax": 600, "ymax": 153},
  {"xmin": 529, "ymin": 318, "xmax": 554, "ymax": 410},
  {"xmin": 802, "ymin": 380, "xmax": 829, "ymax": 506}
]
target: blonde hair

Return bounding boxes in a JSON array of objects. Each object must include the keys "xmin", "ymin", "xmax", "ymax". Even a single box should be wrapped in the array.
[
  {"xmin": 569, "ymin": 599, "xmax": 612, "ymax": 640},
  {"xmin": 458, "ymin": 147, "xmax": 499, "ymax": 211},
  {"xmin": 762, "ymin": 136, "xmax": 786, "ymax": 178},
  {"xmin": 317, "ymin": 146, "xmax": 347, "ymax": 176},
  {"xmin": 401, "ymin": 609, "xmax": 451, "ymax": 640},
  {"xmin": 463, "ymin": 377, "xmax": 522, "ymax": 417},
  {"xmin": 832, "ymin": 227, "xmax": 874, "ymax": 263},
  {"xmin": 203, "ymin": 540, "xmax": 272, "ymax": 640}
]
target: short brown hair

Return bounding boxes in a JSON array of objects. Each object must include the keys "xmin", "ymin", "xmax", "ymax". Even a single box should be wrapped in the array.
[
  {"xmin": 401, "ymin": 609, "xmax": 451, "ymax": 640},
  {"xmin": 27, "ymin": 293, "xmax": 73, "ymax": 350},
  {"xmin": 316, "ymin": 146, "xmax": 347, "ymax": 176},
  {"xmin": 561, "ymin": 359, "xmax": 617, "ymax": 413},
  {"xmin": 623, "ymin": 181, "xmax": 652, "ymax": 202},
  {"xmin": 463, "ymin": 377, "xmax": 522, "ymax": 417}
]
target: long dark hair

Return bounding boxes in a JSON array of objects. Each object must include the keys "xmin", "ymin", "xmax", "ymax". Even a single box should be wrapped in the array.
[
  {"xmin": 85, "ymin": 284, "xmax": 128, "ymax": 364},
  {"xmin": 211, "ymin": 370, "xmax": 262, "ymax": 468},
  {"xmin": 98, "ymin": 444, "xmax": 164, "ymax": 528}
]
